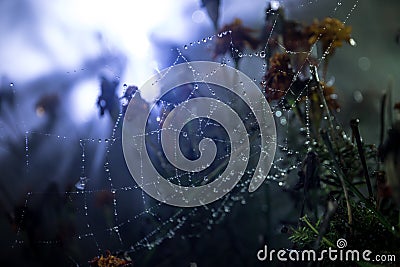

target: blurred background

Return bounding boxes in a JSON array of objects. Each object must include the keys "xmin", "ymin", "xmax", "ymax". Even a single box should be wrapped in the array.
[{"xmin": 0, "ymin": 0, "xmax": 399, "ymax": 266}]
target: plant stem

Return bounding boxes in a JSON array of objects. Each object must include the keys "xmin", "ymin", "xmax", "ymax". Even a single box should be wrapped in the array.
[
  {"xmin": 379, "ymin": 92, "xmax": 387, "ymax": 149},
  {"xmin": 310, "ymin": 65, "xmax": 335, "ymax": 136},
  {"xmin": 301, "ymin": 215, "xmax": 335, "ymax": 247},
  {"xmin": 321, "ymin": 130, "xmax": 400, "ymax": 238},
  {"xmin": 350, "ymin": 119, "xmax": 373, "ymax": 199},
  {"xmin": 321, "ymin": 130, "xmax": 353, "ymax": 232}
]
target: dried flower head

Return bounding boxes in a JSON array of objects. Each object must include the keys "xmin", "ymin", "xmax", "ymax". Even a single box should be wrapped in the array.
[
  {"xmin": 283, "ymin": 21, "xmax": 311, "ymax": 52},
  {"xmin": 214, "ymin": 18, "xmax": 259, "ymax": 58},
  {"xmin": 89, "ymin": 250, "xmax": 132, "ymax": 267},
  {"xmin": 261, "ymin": 53, "xmax": 295, "ymax": 101},
  {"xmin": 307, "ymin": 17, "xmax": 354, "ymax": 53}
]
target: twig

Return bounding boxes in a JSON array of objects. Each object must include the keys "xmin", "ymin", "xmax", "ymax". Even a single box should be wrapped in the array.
[
  {"xmin": 294, "ymin": 103, "xmax": 306, "ymax": 127},
  {"xmin": 350, "ymin": 119, "xmax": 373, "ymax": 199},
  {"xmin": 388, "ymin": 79, "xmax": 393, "ymax": 126},
  {"xmin": 310, "ymin": 65, "xmax": 335, "ymax": 136},
  {"xmin": 314, "ymin": 200, "xmax": 338, "ymax": 250},
  {"xmin": 379, "ymin": 92, "xmax": 387, "ymax": 149},
  {"xmin": 321, "ymin": 130, "xmax": 353, "ymax": 232}
]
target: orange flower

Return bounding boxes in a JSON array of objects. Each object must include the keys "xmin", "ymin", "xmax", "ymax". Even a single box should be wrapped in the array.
[
  {"xmin": 214, "ymin": 18, "xmax": 259, "ymax": 58},
  {"xmin": 261, "ymin": 53, "xmax": 295, "ymax": 101},
  {"xmin": 307, "ymin": 17, "xmax": 354, "ymax": 53}
]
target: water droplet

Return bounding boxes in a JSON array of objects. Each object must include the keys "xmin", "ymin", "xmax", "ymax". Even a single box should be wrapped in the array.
[
  {"xmin": 183, "ymin": 132, "xmax": 188, "ymax": 137},
  {"xmin": 9, "ymin": 83, "xmax": 14, "ymax": 87},
  {"xmin": 184, "ymin": 45, "xmax": 188, "ymax": 49},
  {"xmin": 75, "ymin": 177, "xmax": 87, "ymax": 190},
  {"xmin": 260, "ymin": 51, "xmax": 266, "ymax": 58}
]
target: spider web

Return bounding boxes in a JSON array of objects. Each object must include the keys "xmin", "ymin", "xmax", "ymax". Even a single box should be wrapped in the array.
[{"xmin": 2, "ymin": 0, "xmax": 360, "ymax": 265}]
